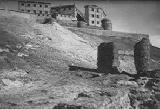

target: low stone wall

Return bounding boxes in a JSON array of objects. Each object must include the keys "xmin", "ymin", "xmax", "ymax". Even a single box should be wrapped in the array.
[{"xmin": 67, "ymin": 27, "xmax": 149, "ymax": 41}]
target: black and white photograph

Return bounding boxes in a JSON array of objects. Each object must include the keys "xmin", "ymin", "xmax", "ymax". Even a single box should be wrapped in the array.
[{"xmin": 0, "ymin": 0, "xmax": 160, "ymax": 108}]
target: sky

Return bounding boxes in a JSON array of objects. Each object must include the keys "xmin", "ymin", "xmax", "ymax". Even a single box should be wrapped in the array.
[{"xmin": 0, "ymin": 0, "xmax": 160, "ymax": 47}]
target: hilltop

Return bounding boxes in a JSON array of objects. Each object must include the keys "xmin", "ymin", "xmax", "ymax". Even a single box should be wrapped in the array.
[{"xmin": 0, "ymin": 10, "xmax": 160, "ymax": 109}]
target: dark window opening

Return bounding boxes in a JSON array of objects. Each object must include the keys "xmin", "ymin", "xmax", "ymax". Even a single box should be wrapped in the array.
[
  {"xmin": 92, "ymin": 21, "xmax": 94, "ymax": 24},
  {"xmin": 45, "ymin": 5, "xmax": 48, "ymax": 8},
  {"xmin": 39, "ymin": 11, "xmax": 42, "ymax": 14},
  {"xmin": 34, "ymin": 4, "xmax": 36, "ymax": 7},
  {"xmin": 97, "ymin": 15, "xmax": 99, "ymax": 18},
  {"xmin": 21, "ymin": 9, "xmax": 24, "ymax": 11},
  {"xmin": 68, "ymin": 7, "xmax": 71, "ymax": 10},
  {"xmin": 97, "ymin": 21, "xmax": 99, "ymax": 24},
  {"xmin": 27, "ymin": 10, "xmax": 30, "ymax": 12},
  {"xmin": 40, "ymin": 5, "xmax": 42, "ymax": 7},
  {"xmin": 91, "ymin": 8, "xmax": 94, "ymax": 11},
  {"xmin": 33, "ymin": 10, "xmax": 36, "ymax": 14},
  {"xmin": 27, "ymin": 4, "xmax": 30, "ymax": 7},
  {"xmin": 92, "ymin": 14, "xmax": 94, "ymax": 18},
  {"xmin": 21, "ymin": 3, "xmax": 24, "ymax": 6},
  {"xmin": 45, "ymin": 11, "xmax": 48, "ymax": 14},
  {"xmin": 97, "ymin": 9, "xmax": 99, "ymax": 13}
]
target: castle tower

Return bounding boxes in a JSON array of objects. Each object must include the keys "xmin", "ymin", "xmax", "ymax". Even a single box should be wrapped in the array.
[{"xmin": 84, "ymin": 5, "xmax": 106, "ymax": 27}]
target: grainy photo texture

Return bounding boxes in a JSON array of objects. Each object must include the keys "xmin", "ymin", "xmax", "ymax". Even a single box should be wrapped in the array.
[{"xmin": 0, "ymin": 0, "xmax": 160, "ymax": 109}]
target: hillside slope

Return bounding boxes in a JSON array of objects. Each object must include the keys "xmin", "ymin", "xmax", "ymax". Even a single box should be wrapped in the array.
[{"xmin": 0, "ymin": 10, "xmax": 160, "ymax": 109}]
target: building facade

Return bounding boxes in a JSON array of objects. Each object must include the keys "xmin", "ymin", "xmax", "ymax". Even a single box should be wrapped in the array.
[
  {"xmin": 18, "ymin": 1, "xmax": 51, "ymax": 17},
  {"xmin": 50, "ymin": 4, "xmax": 85, "ymax": 21},
  {"xmin": 84, "ymin": 5, "xmax": 106, "ymax": 27}
]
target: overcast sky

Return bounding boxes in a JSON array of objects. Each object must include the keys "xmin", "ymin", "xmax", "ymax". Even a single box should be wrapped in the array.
[{"xmin": 1, "ymin": 0, "xmax": 160, "ymax": 47}]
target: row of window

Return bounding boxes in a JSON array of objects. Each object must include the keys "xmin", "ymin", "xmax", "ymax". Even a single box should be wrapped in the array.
[
  {"xmin": 21, "ymin": 9, "xmax": 49, "ymax": 14},
  {"xmin": 91, "ymin": 14, "xmax": 100, "ymax": 18},
  {"xmin": 91, "ymin": 20, "xmax": 100, "ymax": 24},
  {"xmin": 58, "ymin": 14, "xmax": 73, "ymax": 18},
  {"xmin": 21, "ymin": 3, "xmax": 49, "ymax": 8},
  {"xmin": 53, "ymin": 7, "xmax": 72, "ymax": 12},
  {"xmin": 91, "ymin": 8, "xmax": 100, "ymax": 13}
]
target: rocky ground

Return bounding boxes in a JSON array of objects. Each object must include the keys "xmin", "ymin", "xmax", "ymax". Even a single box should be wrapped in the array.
[{"xmin": 0, "ymin": 10, "xmax": 160, "ymax": 109}]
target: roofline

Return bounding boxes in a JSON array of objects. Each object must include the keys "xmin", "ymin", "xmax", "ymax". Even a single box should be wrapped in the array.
[
  {"xmin": 18, "ymin": 1, "xmax": 51, "ymax": 4},
  {"xmin": 51, "ymin": 4, "xmax": 76, "ymax": 9}
]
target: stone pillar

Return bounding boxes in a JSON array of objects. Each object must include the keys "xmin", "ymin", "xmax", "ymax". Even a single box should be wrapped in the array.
[
  {"xmin": 97, "ymin": 42, "xmax": 116, "ymax": 73},
  {"xmin": 134, "ymin": 38, "xmax": 150, "ymax": 74},
  {"xmin": 101, "ymin": 18, "xmax": 112, "ymax": 30},
  {"xmin": 77, "ymin": 21, "xmax": 85, "ymax": 28}
]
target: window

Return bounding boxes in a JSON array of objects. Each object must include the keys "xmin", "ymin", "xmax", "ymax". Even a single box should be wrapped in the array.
[
  {"xmin": 21, "ymin": 9, "xmax": 24, "ymax": 11},
  {"xmin": 68, "ymin": 7, "xmax": 71, "ymax": 10},
  {"xmin": 45, "ymin": 11, "xmax": 48, "ymax": 14},
  {"xmin": 33, "ymin": 10, "xmax": 36, "ymax": 14},
  {"xmin": 97, "ymin": 15, "xmax": 99, "ymax": 18},
  {"xmin": 97, "ymin": 21, "xmax": 99, "ymax": 24},
  {"xmin": 97, "ymin": 9, "xmax": 99, "ymax": 13},
  {"xmin": 34, "ymin": 4, "xmax": 36, "ymax": 7},
  {"xmin": 27, "ymin": 4, "xmax": 30, "ymax": 7},
  {"xmin": 45, "ymin": 5, "xmax": 48, "ymax": 8},
  {"xmin": 21, "ymin": 3, "xmax": 24, "ymax": 6},
  {"xmin": 91, "ymin": 8, "xmax": 94, "ymax": 11},
  {"xmin": 63, "ymin": 8, "xmax": 66, "ymax": 11},
  {"xmin": 92, "ymin": 21, "xmax": 94, "ymax": 24},
  {"xmin": 40, "ymin": 5, "xmax": 42, "ymax": 7},
  {"xmin": 39, "ymin": 10, "xmax": 42, "ymax": 14},
  {"xmin": 27, "ymin": 10, "xmax": 30, "ymax": 12},
  {"xmin": 92, "ymin": 14, "xmax": 94, "ymax": 18}
]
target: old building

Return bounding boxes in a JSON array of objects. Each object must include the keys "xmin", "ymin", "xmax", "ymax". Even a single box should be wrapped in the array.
[
  {"xmin": 18, "ymin": 1, "xmax": 51, "ymax": 17},
  {"xmin": 84, "ymin": 5, "xmax": 107, "ymax": 27},
  {"xmin": 50, "ymin": 4, "xmax": 85, "ymax": 21}
]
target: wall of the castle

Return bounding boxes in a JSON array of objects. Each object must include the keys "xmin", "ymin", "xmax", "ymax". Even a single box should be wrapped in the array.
[
  {"xmin": 18, "ymin": 1, "xmax": 51, "ymax": 17},
  {"xmin": 85, "ymin": 6, "xmax": 106, "ymax": 27},
  {"xmin": 50, "ymin": 5, "xmax": 78, "ymax": 21}
]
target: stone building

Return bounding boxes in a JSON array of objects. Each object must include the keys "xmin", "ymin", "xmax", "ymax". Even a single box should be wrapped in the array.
[
  {"xmin": 50, "ymin": 4, "xmax": 85, "ymax": 21},
  {"xmin": 84, "ymin": 5, "xmax": 107, "ymax": 27},
  {"xmin": 18, "ymin": 1, "xmax": 51, "ymax": 17}
]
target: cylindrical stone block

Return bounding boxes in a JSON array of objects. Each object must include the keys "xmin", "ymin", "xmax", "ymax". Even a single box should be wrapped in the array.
[
  {"xmin": 97, "ymin": 42, "xmax": 115, "ymax": 73},
  {"xmin": 134, "ymin": 38, "xmax": 150, "ymax": 74},
  {"xmin": 101, "ymin": 18, "xmax": 112, "ymax": 30},
  {"xmin": 77, "ymin": 21, "xmax": 85, "ymax": 28}
]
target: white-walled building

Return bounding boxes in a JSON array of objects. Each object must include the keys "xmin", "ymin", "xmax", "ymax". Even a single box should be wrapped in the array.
[
  {"xmin": 18, "ymin": 1, "xmax": 51, "ymax": 17},
  {"xmin": 84, "ymin": 5, "xmax": 106, "ymax": 27}
]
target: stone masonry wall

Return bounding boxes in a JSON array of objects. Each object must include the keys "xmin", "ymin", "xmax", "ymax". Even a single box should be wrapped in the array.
[
  {"xmin": 134, "ymin": 38, "xmax": 150, "ymax": 74},
  {"xmin": 97, "ymin": 42, "xmax": 137, "ymax": 74}
]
